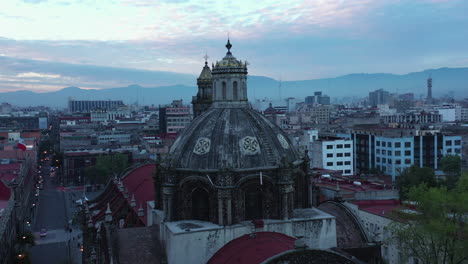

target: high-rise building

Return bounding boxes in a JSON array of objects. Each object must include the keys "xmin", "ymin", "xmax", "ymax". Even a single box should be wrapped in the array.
[
  {"xmin": 368, "ymin": 88, "xmax": 390, "ymax": 107},
  {"xmin": 305, "ymin": 91, "xmax": 330, "ymax": 105}
]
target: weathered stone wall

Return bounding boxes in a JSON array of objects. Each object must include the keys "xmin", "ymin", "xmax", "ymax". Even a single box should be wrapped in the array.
[{"xmin": 159, "ymin": 209, "xmax": 336, "ymax": 264}]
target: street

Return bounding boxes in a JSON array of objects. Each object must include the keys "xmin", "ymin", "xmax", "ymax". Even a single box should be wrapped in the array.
[{"xmin": 29, "ymin": 158, "xmax": 83, "ymax": 264}]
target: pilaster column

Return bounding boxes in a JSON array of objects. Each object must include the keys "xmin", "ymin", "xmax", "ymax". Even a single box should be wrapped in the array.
[
  {"xmin": 218, "ymin": 196, "xmax": 224, "ymax": 225},
  {"xmin": 227, "ymin": 198, "xmax": 232, "ymax": 225},
  {"xmin": 162, "ymin": 186, "xmax": 174, "ymax": 221}
]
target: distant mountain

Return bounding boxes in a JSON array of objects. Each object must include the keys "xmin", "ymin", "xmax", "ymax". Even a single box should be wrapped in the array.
[
  {"xmin": 1, "ymin": 67, "xmax": 467, "ymax": 107},
  {"xmin": 252, "ymin": 67, "xmax": 468, "ymax": 101}
]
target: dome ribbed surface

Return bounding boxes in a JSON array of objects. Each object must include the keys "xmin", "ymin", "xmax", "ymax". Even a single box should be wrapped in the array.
[{"xmin": 168, "ymin": 108, "xmax": 301, "ymax": 170}]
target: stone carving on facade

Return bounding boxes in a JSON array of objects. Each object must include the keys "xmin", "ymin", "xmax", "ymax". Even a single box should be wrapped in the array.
[
  {"xmin": 193, "ymin": 137, "xmax": 211, "ymax": 155},
  {"xmin": 217, "ymin": 172, "xmax": 233, "ymax": 187},
  {"xmin": 239, "ymin": 136, "xmax": 260, "ymax": 155}
]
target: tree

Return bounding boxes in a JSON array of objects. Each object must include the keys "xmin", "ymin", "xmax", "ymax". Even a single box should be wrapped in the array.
[
  {"xmin": 85, "ymin": 153, "xmax": 129, "ymax": 184},
  {"xmin": 396, "ymin": 165, "xmax": 437, "ymax": 199},
  {"xmin": 389, "ymin": 173, "xmax": 468, "ymax": 264},
  {"xmin": 440, "ymin": 155, "xmax": 462, "ymax": 189}
]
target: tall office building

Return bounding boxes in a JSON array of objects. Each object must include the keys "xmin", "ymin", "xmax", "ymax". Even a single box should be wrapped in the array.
[{"xmin": 368, "ymin": 88, "xmax": 390, "ymax": 107}]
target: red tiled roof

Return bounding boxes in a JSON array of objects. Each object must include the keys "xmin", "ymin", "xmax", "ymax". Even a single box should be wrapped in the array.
[
  {"xmin": 122, "ymin": 164, "xmax": 156, "ymax": 225},
  {"xmin": 208, "ymin": 232, "xmax": 295, "ymax": 264},
  {"xmin": 0, "ymin": 179, "xmax": 11, "ymax": 201}
]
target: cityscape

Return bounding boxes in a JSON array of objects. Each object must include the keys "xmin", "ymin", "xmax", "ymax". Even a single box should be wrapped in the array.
[{"xmin": 1, "ymin": 1, "xmax": 468, "ymax": 264}]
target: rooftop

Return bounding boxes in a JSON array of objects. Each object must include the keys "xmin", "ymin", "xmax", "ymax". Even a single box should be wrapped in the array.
[
  {"xmin": 208, "ymin": 232, "xmax": 295, "ymax": 264},
  {"xmin": 350, "ymin": 199, "xmax": 401, "ymax": 218}
]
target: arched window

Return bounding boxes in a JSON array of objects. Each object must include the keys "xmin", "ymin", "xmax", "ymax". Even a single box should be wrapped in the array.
[
  {"xmin": 245, "ymin": 185, "xmax": 263, "ymax": 220},
  {"xmin": 192, "ymin": 188, "xmax": 210, "ymax": 221},
  {"xmin": 233, "ymin": 81, "xmax": 238, "ymax": 100},
  {"xmin": 222, "ymin": 82, "xmax": 227, "ymax": 100}
]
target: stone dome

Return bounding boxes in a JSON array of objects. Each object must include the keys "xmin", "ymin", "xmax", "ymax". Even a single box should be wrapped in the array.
[{"xmin": 167, "ymin": 107, "xmax": 301, "ymax": 170}]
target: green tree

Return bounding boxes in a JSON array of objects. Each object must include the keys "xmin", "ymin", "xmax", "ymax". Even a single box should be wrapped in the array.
[
  {"xmin": 389, "ymin": 173, "xmax": 468, "ymax": 264},
  {"xmin": 85, "ymin": 153, "xmax": 129, "ymax": 184},
  {"xmin": 396, "ymin": 165, "xmax": 437, "ymax": 200},
  {"xmin": 441, "ymin": 155, "xmax": 462, "ymax": 189}
]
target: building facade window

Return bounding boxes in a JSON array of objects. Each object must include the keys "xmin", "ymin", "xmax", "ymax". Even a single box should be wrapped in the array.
[
  {"xmin": 222, "ymin": 81, "xmax": 227, "ymax": 99},
  {"xmin": 233, "ymin": 81, "xmax": 238, "ymax": 100}
]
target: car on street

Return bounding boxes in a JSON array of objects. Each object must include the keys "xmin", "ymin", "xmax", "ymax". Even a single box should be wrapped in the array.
[{"xmin": 39, "ymin": 228, "xmax": 48, "ymax": 237}]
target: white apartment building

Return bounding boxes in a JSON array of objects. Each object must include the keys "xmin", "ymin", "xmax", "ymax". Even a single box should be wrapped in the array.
[
  {"xmin": 442, "ymin": 135, "xmax": 462, "ymax": 156},
  {"xmin": 311, "ymin": 138, "xmax": 354, "ymax": 175},
  {"xmin": 374, "ymin": 136, "xmax": 414, "ymax": 181}
]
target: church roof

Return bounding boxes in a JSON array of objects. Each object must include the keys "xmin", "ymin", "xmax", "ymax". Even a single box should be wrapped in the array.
[
  {"xmin": 198, "ymin": 61, "xmax": 212, "ymax": 80},
  {"xmin": 208, "ymin": 232, "xmax": 295, "ymax": 264},
  {"xmin": 167, "ymin": 107, "xmax": 301, "ymax": 170}
]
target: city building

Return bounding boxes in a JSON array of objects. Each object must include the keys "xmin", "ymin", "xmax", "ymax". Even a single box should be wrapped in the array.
[
  {"xmin": 305, "ymin": 91, "xmax": 330, "ymax": 105},
  {"xmin": 381, "ymin": 111, "xmax": 442, "ymax": 124},
  {"xmin": 351, "ymin": 126, "xmax": 463, "ymax": 180},
  {"xmin": 68, "ymin": 99, "xmax": 124, "ymax": 113},
  {"xmin": 369, "ymin": 89, "xmax": 390, "ymax": 107},
  {"xmin": 311, "ymin": 137, "xmax": 354, "ymax": 175},
  {"xmin": 0, "ymin": 135, "xmax": 39, "ymax": 264},
  {"xmin": 158, "ymin": 100, "xmax": 192, "ymax": 134}
]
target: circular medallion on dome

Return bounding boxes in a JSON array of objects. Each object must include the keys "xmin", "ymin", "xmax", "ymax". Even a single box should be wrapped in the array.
[
  {"xmin": 277, "ymin": 134, "xmax": 289, "ymax": 149},
  {"xmin": 193, "ymin": 137, "xmax": 211, "ymax": 155},
  {"xmin": 240, "ymin": 136, "xmax": 260, "ymax": 155}
]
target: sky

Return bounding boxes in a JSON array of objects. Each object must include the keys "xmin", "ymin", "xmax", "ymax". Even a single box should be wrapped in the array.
[{"xmin": 0, "ymin": 0, "xmax": 467, "ymax": 92}]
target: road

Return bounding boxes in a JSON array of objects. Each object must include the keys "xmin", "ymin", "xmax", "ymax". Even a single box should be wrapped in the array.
[{"xmin": 29, "ymin": 159, "xmax": 83, "ymax": 264}]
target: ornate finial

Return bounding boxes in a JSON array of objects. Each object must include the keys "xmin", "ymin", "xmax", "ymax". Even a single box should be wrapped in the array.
[
  {"xmin": 226, "ymin": 38, "xmax": 232, "ymax": 54},
  {"xmin": 204, "ymin": 53, "xmax": 209, "ymax": 65},
  {"xmin": 105, "ymin": 203, "xmax": 112, "ymax": 222}
]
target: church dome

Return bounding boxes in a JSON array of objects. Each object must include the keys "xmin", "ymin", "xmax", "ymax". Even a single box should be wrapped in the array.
[{"xmin": 167, "ymin": 107, "xmax": 301, "ymax": 170}]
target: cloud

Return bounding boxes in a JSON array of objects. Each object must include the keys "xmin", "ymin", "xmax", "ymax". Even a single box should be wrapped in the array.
[
  {"xmin": 22, "ymin": 0, "xmax": 47, "ymax": 3},
  {"xmin": 16, "ymin": 72, "xmax": 61, "ymax": 78},
  {"xmin": 0, "ymin": 0, "xmax": 467, "ymax": 85}
]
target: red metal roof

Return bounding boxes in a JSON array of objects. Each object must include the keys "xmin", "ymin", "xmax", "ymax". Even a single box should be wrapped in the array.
[
  {"xmin": 208, "ymin": 232, "xmax": 295, "ymax": 264},
  {"xmin": 122, "ymin": 164, "xmax": 156, "ymax": 225},
  {"xmin": 351, "ymin": 199, "xmax": 401, "ymax": 217},
  {"xmin": 0, "ymin": 179, "xmax": 11, "ymax": 201}
]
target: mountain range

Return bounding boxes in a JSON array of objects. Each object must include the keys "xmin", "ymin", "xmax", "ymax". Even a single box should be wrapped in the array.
[{"xmin": 1, "ymin": 67, "xmax": 467, "ymax": 108}]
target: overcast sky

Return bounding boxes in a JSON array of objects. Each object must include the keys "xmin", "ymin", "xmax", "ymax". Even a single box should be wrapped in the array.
[{"xmin": 1, "ymin": 0, "xmax": 467, "ymax": 92}]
